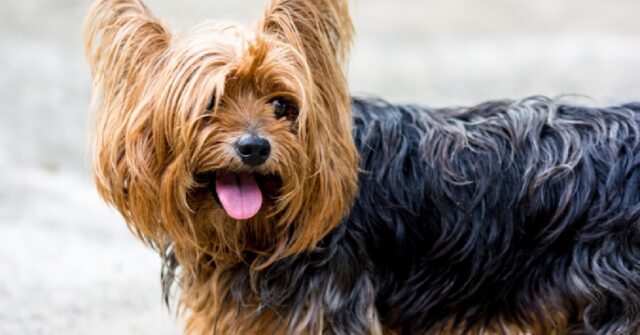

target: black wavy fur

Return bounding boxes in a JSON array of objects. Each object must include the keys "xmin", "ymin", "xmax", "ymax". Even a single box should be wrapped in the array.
[{"xmin": 164, "ymin": 96, "xmax": 640, "ymax": 334}]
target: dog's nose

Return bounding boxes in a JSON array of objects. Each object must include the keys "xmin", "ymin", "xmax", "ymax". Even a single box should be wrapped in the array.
[{"xmin": 235, "ymin": 135, "xmax": 271, "ymax": 166}]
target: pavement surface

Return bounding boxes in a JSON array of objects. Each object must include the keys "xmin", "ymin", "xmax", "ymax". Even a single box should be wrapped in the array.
[{"xmin": 1, "ymin": 0, "xmax": 639, "ymax": 334}]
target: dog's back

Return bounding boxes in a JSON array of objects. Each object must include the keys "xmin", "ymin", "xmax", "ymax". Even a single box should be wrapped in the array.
[{"xmin": 350, "ymin": 97, "xmax": 640, "ymax": 333}]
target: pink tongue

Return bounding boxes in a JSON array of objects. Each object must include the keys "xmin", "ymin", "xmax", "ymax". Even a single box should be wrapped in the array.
[{"xmin": 215, "ymin": 172, "xmax": 263, "ymax": 220}]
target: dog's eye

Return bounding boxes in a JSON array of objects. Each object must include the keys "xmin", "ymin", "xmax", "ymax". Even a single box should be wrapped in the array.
[
  {"xmin": 270, "ymin": 98, "xmax": 297, "ymax": 120},
  {"xmin": 206, "ymin": 95, "xmax": 223, "ymax": 112}
]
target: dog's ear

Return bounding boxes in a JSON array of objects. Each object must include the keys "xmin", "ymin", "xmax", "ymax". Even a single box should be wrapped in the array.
[
  {"xmin": 84, "ymin": 0, "xmax": 170, "ymax": 101},
  {"xmin": 84, "ymin": 0, "xmax": 172, "ymax": 248},
  {"xmin": 259, "ymin": 0, "xmax": 353, "ymax": 66},
  {"xmin": 259, "ymin": 1, "xmax": 359, "ymax": 256}
]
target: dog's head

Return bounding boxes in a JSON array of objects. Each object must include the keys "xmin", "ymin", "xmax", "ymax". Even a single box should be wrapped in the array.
[{"xmin": 85, "ymin": 0, "xmax": 358, "ymax": 268}]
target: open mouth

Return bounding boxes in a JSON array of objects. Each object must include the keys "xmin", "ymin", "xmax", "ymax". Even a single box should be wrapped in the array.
[{"xmin": 197, "ymin": 171, "xmax": 282, "ymax": 220}]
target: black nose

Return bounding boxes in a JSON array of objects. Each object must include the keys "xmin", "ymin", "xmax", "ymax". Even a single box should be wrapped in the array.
[{"xmin": 235, "ymin": 135, "xmax": 271, "ymax": 166}]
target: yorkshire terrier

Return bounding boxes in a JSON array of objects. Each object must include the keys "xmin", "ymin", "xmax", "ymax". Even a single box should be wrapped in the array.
[{"xmin": 84, "ymin": 0, "xmax": 640, "ymax": 334}]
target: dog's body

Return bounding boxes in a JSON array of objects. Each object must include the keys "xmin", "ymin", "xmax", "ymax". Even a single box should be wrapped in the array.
[
  {"xmin": 85, "ymin": 0, "xmax": 640, "ymax": 333},
  {"xmin": 161, "ymin": 97, "xmax": 640, "ymax": 334},
  {"xmin": 350, "ymin": 98, "xmax": 640, "ymax": 334}
]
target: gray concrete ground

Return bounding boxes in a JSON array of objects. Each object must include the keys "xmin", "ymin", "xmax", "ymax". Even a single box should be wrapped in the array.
[{"xmin": 1, "ymin": 0, "xmax": 639, "ymax": 334}]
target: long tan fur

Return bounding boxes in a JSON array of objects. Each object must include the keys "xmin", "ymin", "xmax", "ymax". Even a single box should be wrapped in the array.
[{"xmin": 85, "ymin": 0, "xmax": 360, "ymax": 333}]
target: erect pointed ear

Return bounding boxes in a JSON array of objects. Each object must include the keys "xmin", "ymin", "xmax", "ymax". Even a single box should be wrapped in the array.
[
  {"xmin": 84, "ymin": 0, "xmax": 170, "ymax": 101},
  {"xmin": 259, "ymin": 0, "xmax": 359, "ymax": 256},
  {"xmin": 84, "ymin": 0, "xmax": 172, "ymax": 247},
  {"xmin": 259, "ymin": 0, "xmax": 353, "ymax": 67}
]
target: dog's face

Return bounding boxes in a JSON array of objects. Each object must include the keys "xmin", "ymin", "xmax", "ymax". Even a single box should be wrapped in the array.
[
  {"xmin": 164, "ymin": 31, "xmax": 311, "ymax": 221},
  {"xmin": 85, "ymin": 0, "xmax": 358, "ymax": 267}
]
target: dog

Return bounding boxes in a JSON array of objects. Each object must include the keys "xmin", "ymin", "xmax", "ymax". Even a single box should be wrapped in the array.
[{"xmin": 84, "ymin": 0, "xmax": 640, "ymax": 333}]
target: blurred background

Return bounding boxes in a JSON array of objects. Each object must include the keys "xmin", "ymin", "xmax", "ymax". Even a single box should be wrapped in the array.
[{"xmin": 1, "ymin": 0, "xmax": 639, "ymax": 334}]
